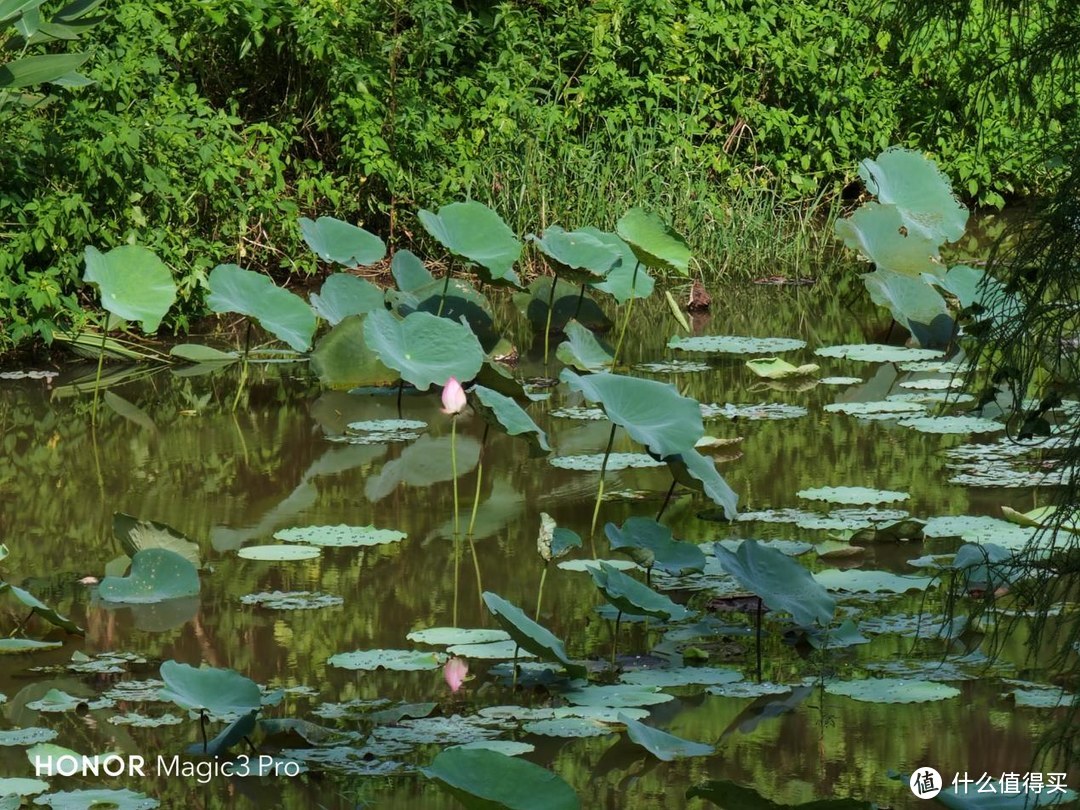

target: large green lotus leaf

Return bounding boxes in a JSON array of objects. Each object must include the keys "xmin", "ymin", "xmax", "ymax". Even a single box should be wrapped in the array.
[
  {"xmin": 186, "ymin": 709, "xmax": 258, "ymax": 756},
  {"xmin": 814, "ymin": 343, "xmax": 943, "ymax": 362},
  {"xmin": 605, "ymin": 517, "xmax": 705, "ymax": 575},
  {"xmin": 712, "ymin": 540, "xmax": 835, "ymax": 627},
  {"xmin": 745, "ymin": 358, "xmax": 820, "ymax": 379},
  {"xmin": 859, "ymin": 148, "xmax": 968, "ymax": 243},
  {"xmin": 98, "ymin": 548, "xmax": 199, "ymax": 604},
  {"xmin": 687, "ymin": 779, "xmax": 877, "ymax": 808},
  {"xmin": 511, "ymin": 276, "xmax": 610, "ymax": 331},
  {"xmin": 528, "ymin": 226, "xmax": 619, "ymax": 283},
  {"xmin": 31, "ymin": 789, "xmax": 159, "ymax": 809},
  {"xmin": 797, "ymin": 486, "xmax": 909, "ymax": 505},
  {"xmin": 310, "ymin": 314, "xmax": 399, "ymax": 389},
  {"xmin": 422, "ymin": 747, "xmax": 580, "ymax": 810},
  {"xmin": 616, "ymin": 208, "xmax": 691, "ymax": 275},
  {"xmin": 471, "ymin": 385, "xmax": 550, "ymax": 454},
  {"xmin": 950, "ymin": 543, "xmax": 1025, "ymax": 590},
  {"xmin": 392, "ymin": 249, "xmax": 435, "ymax": 292},
  {"xmin": 835, "ymin": 202, "xmax": 942, "ymax": 276},
  {"xmin": 667, "ymin": 447, "xmax": 739, "ymax": 519},
  {"xmin": 619, "ymin": 714, "xmax": 714, "ymax": 761},
  {"xmin": 537, "ymin": 514, "xmax": 582, "ymax": 563},
  {"xmin": 560, "ymin": 370, "xmax": 703, "ymax": 457},
  {"xmin": 273, "ymin": 525, "xmax": 406, "ymax": 548},
  {"xmin": 0, "ymin": 583, "xmax": 82, "ymax": 634},
  {"xmin": 159, "ymin": 660, "xmax": 261, "ymax": 715},
  {"xmin": 0, "ymin": 639, "xmax": 62, "ymax": 654},
  {"xmin": 417, "ymin": 201, "xmax": 522, "ymax": 286},
  {"xmin": 328, "ymin": 649, "xmax": 445, "ymax": 671},
  {"xmin": 825, "ymin": 677, "xmax": 959, "ymax": 703},
  {"xmin": 669, "ymin": 335, "xmax": 806, "ymax": 355},
  {"xmin": 588, "ymin": 562, "xmax": 691, "ymax": 620},
  {"xmin": 482, "ymin": 592, "xmax": 585, "ymax": 678},
  {"xmin": 556, "ymin": 320, "xmax": 613, "ymax": 372},
  {"xmin": 364, "ymin": 309, "xmax": 484, "ymax": 390},
  {"xmin": 578, "ymin": 227, "xmax": 656, "ymax": 303},
  {"xmin": 310, "ymin": 274, "xmax": 385, "ymax": 325},
  {"xmin": 812, "ymin": 569, "xmax": 932, "ymax": 594},
  {"xmin": 559, "ymin": 684, "xmax": 673, "ymax": 708},
  {"xmin": 299, "ymin": 216, "xmax": 385, "ymax": 267},
  {"xmin": 862, "ymin": 269, "xmax": 950, "ymax": 333},
  {"xmin": 113, "ymin": 512, "xmax": 200, "ymax": 568},
  {"xmin": 925, "ymin": 264, "xmax": 986, "ymax": 311},
  {"xmin": 388, "ymin": 276, "xmax": 499, "ymax": 351},
  {"xmin": 82, "ymin": 245, "xmax": 176, "ymax": 333},
  {"xmin": 206, "ymin": 264, "xmax": 316, "ymax": 352}
]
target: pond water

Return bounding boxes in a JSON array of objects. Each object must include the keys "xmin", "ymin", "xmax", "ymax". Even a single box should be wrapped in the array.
[{"xmin": 0, "ymin": 276, "xmax": 1076, "ymax": 809}]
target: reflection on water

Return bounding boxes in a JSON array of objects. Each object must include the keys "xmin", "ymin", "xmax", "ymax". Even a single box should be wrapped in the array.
[{"xmin": 0, "ymin": 278, "xmax": 1075, "ymax": 808}]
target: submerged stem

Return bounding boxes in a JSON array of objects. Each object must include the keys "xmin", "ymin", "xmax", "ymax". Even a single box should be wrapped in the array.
[
  {"xmin": 543, "ymin": 272, "xmax": 559, "ymax": 366},
  {"xmin": 91, "ymin": 326, "xmax": 108, "ymax": 426},
  {"xmin": 656, "ymin": 478, "xmax": 678, "ymax": 521},
  {"xmin": 610, "ymin": 262, "xmax": 641, "ymax": 367},
  {"xmin": 588, "ymin": 423, "xmax": 619, "ymax": 553}
]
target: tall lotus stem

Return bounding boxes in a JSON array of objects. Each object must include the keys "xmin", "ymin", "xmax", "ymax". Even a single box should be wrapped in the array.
[
  {"xmin": 610, "ymin": 261, "xmax": 640, "ymax": 367},
  {"xmin": 91, "ymin": 324, "xmax": 109, "ymax": 425},
  {"xmin": 437, "ymin": 271, "xmax": 452, "ymax": 317},
  {"xmin": 611, "ymin": 610, "xmax": 623, "ymax": 669},
  {"xmin": 588, "ymin": 423, "xmax": 618, "ymax": 556},
  {"xmin": 656, "ymin": 478, "xmax": 678, "ymax": 521},
  {"xmin": 450, "ymin": 418, "xmax": 460, "ymax": 536},
  {"xmin": 443, "ymin": 377, "xmax": 468, "ymax": 624},
  {"xmin": 534, "ymin": 564, "xmax": 548, "ymax": 621},
  {"xmin": 572, "ymin": 284, "xmax": 586, "ymax": 321},
  {"xmin": 543, "ymin": 272, "xmax": 559, "ymax": 366}
]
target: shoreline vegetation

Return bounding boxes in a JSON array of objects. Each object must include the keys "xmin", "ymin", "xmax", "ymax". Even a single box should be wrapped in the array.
[{"xmin": 1, "ymin": 0, "xmax": 1071, "ymax": 355}]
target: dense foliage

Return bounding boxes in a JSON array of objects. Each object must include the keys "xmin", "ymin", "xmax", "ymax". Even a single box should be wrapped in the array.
[{"xmin": 1, "ymin": 0, "xmax": 1073, "ymax": 352}]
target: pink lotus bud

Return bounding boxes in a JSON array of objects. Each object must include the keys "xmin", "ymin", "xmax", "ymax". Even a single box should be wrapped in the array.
[
  {"xmin": 441, "ymin": 377, "xmax": 467, "ymax": 415},
  {"xmin": 444, "ymin": 656, "xmax": 468, "ymax": 693}
]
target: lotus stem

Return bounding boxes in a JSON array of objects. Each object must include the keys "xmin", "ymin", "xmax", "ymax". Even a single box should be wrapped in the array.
[
  {"xmin": 610, "ymin": 262, "xmax": 640, "ymax": 368},
  {"xmin": 451, "ymin": 417, "xmax": 460, "ymax": 537},
  {"xmin": 437, "ymin": 271, "xmax": 452, "ymax": 317},
  {"xmin": 611, "ymin": 610, "xmax": 622, "ymax": 669},
  {"xmin": 656, "ymin": 478, "xmax": 678, "ymax": 521},
  {"xmin": 572, "ymin": 284, "xmax": 586, "ymax": 320},
  {"xmin": 543, "ymin": 272, "xmax": 559, "ymax": 366},
  {"xmin": 231, "ymin": 357, "xmax": 248, "ymax": 412},
  {"xmin": 396, "ymin": 379, "xmax": 404, "ymax": 417},
  {"xmin": 534, "ymin": 564, "xmax": 548, "ymax": 621},
  {"xmin": 466, "ymin": 424, "xmax": 490, "ymax": 538},
  {"xmin": 755, "ymin": 596, "xmax": 763, "ymax": 683},
  {"xmin": 452, "ymin": 535, "xmax": 460, "ymax": 628},
  {"xmin": 588, "ymin": 423, "xmax": 618, "ymax": 556},
  {"xmin": 91, "ymin": 325, "xmax": 108, "ymax": 425},
  {"xmin": 511, "ymin": 645, "xmax": 520, "ymax": 690},
  {"xmin": 10, "ymin": 608, "xmax": 34, "ymax": 637},
  {"xmin": 200, "ymin": 711, "xmax": 208, "ymax": 753}
]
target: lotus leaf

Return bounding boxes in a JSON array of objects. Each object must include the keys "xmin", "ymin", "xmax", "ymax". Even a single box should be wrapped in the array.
[
  {"xmin": 417, "ymin": 201, "xmax": 522, "ymax": 285},
  {"xmin": 206, "ymin": 263, "xmax": 316, "ymax": 351},
  {"xmin": 0, "ymin": 728, "xmax": 57, "ymax": 746},
  {"xmin": 82, "ymin": 245, "xmax": 176, "ymax": 332},
  {"xmin": 447, "ymin": 640, "xmax": 537, "ymax": 659},
  {"xmin": 561, "ymin": 370, "xmax": 703, "ymax": 457},
  {"xmin": 310, "ymin": 314, "xmax": 399, "ymax": 389},
  {"xmin": 169, "ymin": 344, "xmax": 238, "ymax": 362},
  {"xmin": 820, "ymin": 376, "xmax": 863, "ymax": 385},
  {"xmin": 310, "ymin": 274, "xmax": 385, "ymax": 325},
  {"xmin": 666, "ymin": 447, "xmax": 739, "ymax": 518},
  {"xmin": 328, "ymin": 649, "xmax": 446, "ymax": 671},
  {"xmin": 158, "ymin": 660, "xmax": 261, "ymax": 716},
  {"xmin": 825, "ymin": 678, "xmax": 959, "ymax": 703},
  {"xmin": 556, "ymin": 320, "xmax": 614, "ymax": 372},
  {"xmin": 364, "ymin": 309, "xmax": 484, "ymax": 390},
  {"xmin": 835, "ymin": 202, "xmax": 942, "ymax": 276},
  {"xmin": 813, "ymin": 344, "xmax": 943, "ymax": 363},
  {"xmin": 98, "ymin": 548, "xmax": 199, "ymax": 603},
  {"xmin": 797, "ymin": 486, "xmax": 909, "ymax": 505},
  {"xmin": 615, "ymin": 208, "xmax": 690, "ymax": 274},
  {"xmin": 113, "ymin": 512, "xmax": 200, "ymax": 568},
  {"xmin": 389, "ymin": 276, "xmax": 499, "ymax": 349},
  {"xmin": 619, "ymin": 714, "xmax": 714, "ymax": 761},
  {"xmin": 549, "ymin": 453, "xmax": 665, "ymax": 471},
  {"xmin": 1003, "ymin": 681, "xmax": 1074, "ymax": 708},
  {"xmin": 605, "ymin": 517, "xmax": 706, "ymax": 575},
  {"xmin": 109, "ymin": 712, "xmax": 183, "ymax": 727},
  {"xmin": 482, "ymin": 592, "xmax": 585, "ymax": 677},
  {"xmin": 471, "ymin": 385, "xmax": 550, "ymax": 453},
  {"xmin": 560, "ymin": 683, "xmax": 674, "ymax": 708},
  {"xmin": 452, "ymin": 740, "xmax": 535, "ymax": 757},
  {"xmin": 421, "ymin": 747, "xmax": 580, "ymax": 810},
  {"xmin": 186, "ymin": 709, "xmax": 258, "ymax": 756},
  {"xmin": 274, "ymin": 524, "xmax": 406, "ymax": 548},
  {"xmin": 523, "ymin": 718, "xmax": 616, "ymax": 738},
  {"xmin": 528, "ymin": 226, "xmax": 619, "ymax": 282},
  {"xmin": 716, "ymin": 538, "xmax": 814, "ymax": 556},
  {"xmin": 858, "ymin": 147, "xmax": 969, "ymax": 242},
  {"xmin": 365, "ymin": 434, "xmax": 481, "ymax": 500},
  {"xmin": 27, "ymin": 689, "xmax": 113, "ymax": 713},
  {"xmin": 824, "ymin": 400, "xmax": 925, "ymax": 417},
  {"xmin": 712, "ymin": 540, "xmax": 835, "ymax": 627},
  {"xmin": 636, "ymin": 360, "xmax": 711, "ymax": 373},
  {"xmin": 299, "ymin": 216, "xmax": 385, "ymax": 267},
  {"xmin": 407, "ymin": 627, "xmax": 510, "ymax": 646},
  {"xmin": 0, "ymin": 583, "xmax": 81, "ymax": 634},
  {"xmin": 899, "ymin": 376, "xmax": 961, "ymax": 390},
  {"xmin": 32, "ymin": 789, "xmax": 159, "ymax": 809},
  {"xmin": 537, "ymin": 514, "xmax": 582, "ymax": 563},
  {"xmin": 700, "ymin": 402, "xmax": 808, "ymax": 420},
  {"xmin": 550, "ymin": 406, "xmax": 606, "ymax": 420},
  {"xmin": 0, "ymin": 777, "xmax": 46, "ymax": 797},
  {"xmin": 897, "ymin": 415, "xmax": 1004, "ymax": 434},
  {"xmin": 512, "ymin": 276, "xmax": 611, "ymax": 331},
  {"xmin": 812, "ymin": 569, "xmax": 932, "ymax": 594},
  {"xmin": 556, "ymin": 559, "xmax": 638, "ymax": 573},
  {"xmin": 668, "ymin": 335, "xmax": 806, "ymax": 355},
  {"xmin": 706, "ymin": 682, "xmax": 794, "ymax": 699},
  {"xmin": 579, "ymin": 227, "xmax": 656, "ymax": 302},
  {"xmin": 589, "ymin": 562, "xmax": 691, "ymax": 620},
  {"xmin": 240, "ymin": 591, "xmax": 343, "ymax": 610},
  {"xmin": 745, "ymin": 358, "xmax": 820, "ymax": 379},
  {"xmin": 391, "ymin": 249, "xmax": 435, "ymax": 291},
  {"xmin": 620, "ymin": 667, "xmax": 741, "ymax": 688},
  {"xmin": 863, "ymin": 268, "xmax": 951, "ymax": 337},
  {"xmin": 345, "ymin": 418, "xmax": 427, "ymax": 443},
  {"xmin": 236, "ymin": 545, "xmax": 320, "ymax": 561}
]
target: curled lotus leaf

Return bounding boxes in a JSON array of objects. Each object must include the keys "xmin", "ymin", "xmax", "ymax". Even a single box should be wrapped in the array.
[
  {"xmin": 615, "ymin": 207, "xmax": 691, "ymax": 275},
  {"xmin": 605, "ymin": 517, "xmax": 706, "ymax": 575},
  {"xmin": 588, "ymin": 561, "xmax": 691, "ymax": 621},
  {"xmin": 206, "ymin": 263, "xmax": 316, "ymax": 352},
  {"xmin": 482, "ymin": 592, "xmax": 585, "ymax": 678},
  {"xmin": 619, "ymin": 714, "xmax": 714, "ymax": 761}
]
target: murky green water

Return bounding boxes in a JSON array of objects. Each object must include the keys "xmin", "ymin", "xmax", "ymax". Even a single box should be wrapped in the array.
[{"xmin": 1, "ymin": 277, "xmax": 1075, "ymax": 808}]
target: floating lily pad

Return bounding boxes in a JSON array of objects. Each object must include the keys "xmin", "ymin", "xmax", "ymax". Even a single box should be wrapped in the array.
[
  {"xmin": 825, "ymin": 678, "xmax": 960, "ymax": 703},
  {"xmin": 561, "ymin": 684, "xmax": 674, "ymax": 708},
  {"xmin": 237, "ymin": 545, "xmax": 320, "ymax": 561},
  {"xmin": 897, "ymin": 415, "xmax": 1004, "ymax": 434},
  {"xmin": 745, "ymin": 358, "xmax": 819, "ymax": 379},
  {"xmin": 813, "ymin": 569, "xmax": 932, "ymax": 594},
  {"xmin": 620, "ymin": 667, "xmax": 741, "ymax": 688},
  {"xmin": 898, "ymin": 376, "xmax": 962, "ymax": 390},
  {"xmin": 0, "ymin": 728, "xmax": 56, "ymax": 746},
  {"xmin": 797, "ymin": 486, "xmax": 909, "ymax": 505},
  {"xmin": 635, "ymin": 360, "xmax": 711, "ymax": 373},
  {"xmin": 668, "ymin": 336, "xmax": 806, "ymax": 355},
  {"xmin": 240, "ymin": 591, "xmax": 343, "ymax": 610},
  {"xmin": 98, "ymin": 548, "xmax": 200, "ymax": 603},
  {"xmin": 557, "ymin": 559, "xmax": 639, "ymax": 573},
  {"xmin": 824, "ymin": 401, "xmax": 925, "ymax": 417},
  {"xmin": 0, "ymin": 638, "xmax": 63, "ymax": 655},
  {"xmin": 32, "ymin": 789, "xmax": 159, "ymax": 810},
  {"xmin": 274, "ymin": 524, "xmax": 406, "ymax": 548},
  {"xmin": 421, "ymin": 747, "xmax": 580, "ymax": 810},
  {"xmin": 814, "ymin": 344, "xmax": 943, "ymax": 363},
  {"xmin": 451, "ymin": 740, "xmax": 536, "ymax": 757},
  {"xmin": 820, "ymin": 376, "xmax": 863, "ymax": 385},
  {"xmin": 523, "ymin": 718, "xmax": 616, "ymax": 738},
  {"xmin": 27, "ymin": 689, "xmax": 113, "ymax": 713},
  {"xmin": 108, "ymin": 712, "xmax": 183, "ymax": 727},
  {"xmin": 1002, "ymin": 680, "xmax": 1075, "ymax": 708},
  {"xmin": 407, "ymin": 628, "xmax": 510, "ymax": 646},
  {"xmin": 447, "ymin": 640, "xmax": 537, "ymax": 660},
  {"xmin": 886, "ymin": 391, "xmax": 974, "ymax": 405},
  {"xmin": 0, "ymin": 777, "xmax": 47, "ymax": 797},
  {"xmin": 344, "ymin": 419, "xmax": 427, "ymax": 443},
  {"xmin": 700, "ymin": 403, "xmax": 808, "ymax": 420},
  {"xmin": 549, "ymin": 406, "xmax": 606, "ymax": 420},
  {"xmin": 328, "ymin": 649, "xmax": 446, "ymax": 672},
  {"xmin": 619, "ymin": 714, "xmax": 714, "ymax": 761},
  {"xmin": 549, "ymin": 453, "xmax": 665, "ymax": 471},
  {"xmin": 706, "ymin": 681, "xmax": 793, "ymax": 698}
]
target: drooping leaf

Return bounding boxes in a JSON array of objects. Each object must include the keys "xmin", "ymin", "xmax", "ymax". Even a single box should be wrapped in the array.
[
  {"xmin": 482, "ymin": 592, "xmax": 585, "ymax": 678},
  {"xmin": 619, "ymin": 714, "xmax": 714, "ymax": 761},
  {"xmin": 185, "ymin": 709, "xmax": 258, "ymax": 756},
  {"xmin": 589, "ymin": 562, "xmax": 691, "ymax": 620},
  {"xmin": 0, "ymin": 583, "xmax": 82, "ymax": 634},
  {"xmin": 97, "ymin": 548, "xmax": 200, "ymax": 603},
  {"xmin": 422, "ymin": 747, "xmax": 580, "ymax": 810},
  {"xmin": 206, "ymin": 264, "xmax": 316, "ymax": 352},
  {"xmin": 605, "ymin": 517, "xmax": 705, "ymax": 575},
  {"xmin": 835, "ymin": 202, "xmax": 942, "ymax": 276},
  {"xmin": 158, "ymin": 660, "xmax": 261, "ymax": 716},
  {"xmin": 528, "ymin": 226, "xmax": 619, "ymax": 283},
  {"xmin": 579, "ymin": 227, "xmax": 655, "ymax": 303},
  {"xmin": 310, "ymin": 274, "xmax": 385, "ymax": 325},
  {"xmin": 417, "ymin": 201, "xmax": 522, "ymax": 286},
  {"xmin": 666, "ymin": 447, "xmax": 739, "ymax": 519},
  {"xmin": 615, "ymin": 208, "xmax": 691, "ymax": 275},
  {"xmin": 712, "ymin": 540, "xmax": 835, "ymax": 627},
  {"xmin": 363, "ymin": 309, "xmax": 484, "ymax": 390},
  {"xmin": 556, "ymin": 320, "xmax": 613, "ymax": 372},
  {"xmin": 391, "ymin": 249, "xmax": 435, "ymax": 292},
  {"xmin": 82, "ymin": 245, "xmax": 176, "ymax": 333},
  {"xmin": 471, "ymin": 385, "xmax": 550, "ymax": 453},
  {"xmin": 664, "ymin": 289, "xmax": 692, "ymax": 333},
  {"xmin": 299, "ymin": 216, "xmax": 385, "ymax": 267}
]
